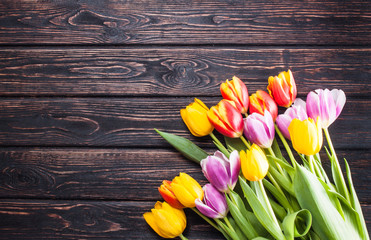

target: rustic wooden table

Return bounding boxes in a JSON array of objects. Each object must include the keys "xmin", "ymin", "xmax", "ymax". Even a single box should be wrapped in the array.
[{"xmin": 0, "ymin": 1, "xmax": 369, "ymax": 239}]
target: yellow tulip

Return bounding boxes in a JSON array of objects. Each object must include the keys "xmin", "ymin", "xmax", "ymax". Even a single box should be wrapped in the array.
[
  {"xmin": 171, "ymin": 172, "xmax": 204, "ymax": 208},
  {"xmin": 143, "ymin": 201, "xmax": 186, "ymax": 238},
  {"xmin": 180, "ymin": 98, "xmax": 214, "ymax": 137},
  {"xmin": 288, "ymin": 118, "xmax": 323, "ymax": 155},
  {"xmin": 240, "ymin": 144, "xmax": 269, "ymax": 181}
]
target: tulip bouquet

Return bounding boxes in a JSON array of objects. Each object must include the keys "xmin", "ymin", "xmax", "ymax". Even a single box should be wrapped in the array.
[{"xmin": 143, "ymin": 70, "xmax": 369, "ymax": 240}]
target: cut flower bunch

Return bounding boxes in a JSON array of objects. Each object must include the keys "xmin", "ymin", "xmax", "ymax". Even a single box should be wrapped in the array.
[{"xmin": 143, "ymin": 70, "xmax": 369, "ymax": 240}]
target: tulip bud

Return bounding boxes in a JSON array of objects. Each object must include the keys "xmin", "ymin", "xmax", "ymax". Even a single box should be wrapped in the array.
[
  {"xmin": 306, "ymin": 89, "xmax": 346, "ymax": 129},
  {"xmin": 249, "ymin": 90, "xmax": 278, "ymax": 120},
  {"xmin": 171, "ymin": 173, "xmax": 204, "ymax": 208},
  {"xmin": 288, "ymin": 118, "xmax": 323, "ymax": 156},
  {"xmin": 243, "ymin": 110, "xmax": 275, "ymax": 148},
  {"xmin": 220, "ymin": 76, "xmax": 249, "ymax": 114},
  {"xmin": 276, "ymin": 98, "xmax": 308, "ymax": 140},
  {"xmin": 200, "ymin": 150, "xmax": 240, "ymax": 193},
  {"xmin": 143, "ymin": 201, "xmax": 187, "ymax": 238},
  {"xmin": 240, "ymin": 144, "xmax": 269, "ymax": 181},
  {"xmin": 195, "ymin": 184, "xmax": 229, "ymax": 219},
  {"xmin": 207, "ymin": 99, "xmax": 244, "ymax": 138},
  {"xmin": 180, "ymin": 98, "xmax": 214, "ymax": 137},
  {"xmin": 267, "ymin": 69, "xmax": 297, "ymax": 107},
  {"xmin": 159, "ymin": 180, "xmax": 185, "ymax": 209}
]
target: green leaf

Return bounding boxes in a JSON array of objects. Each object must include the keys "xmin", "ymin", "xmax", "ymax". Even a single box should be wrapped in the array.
[
  {"xmin": 263, "ymin": 179, "xmax": 292, "ymax": 212},
  {"xmin": 282, "ymin": 209, "xmax": 312, "ymax": 240},
  {"xmin": 268, "ymin": 166, "xmax": 295, "ymax": 196},
  {"xmin": 239, "ymin": 176, "xmax": 286, "ymax": 240},
  {"xmin": 293, "ymin": 165, "xmax": 360, "ymax": 240},
  {"xmin": 155, "ymin": 129, "xmax": 208, "ymax": 164},
  {"xmin": 226, "ymin": 193, "xmax": 258, "ymax": 239},
  {"xmin": 271, "ymin": 138, "xmax": 286, "ymax": 162},
  {"xmin": 228, "ymin": 214, "xmax": 249, "ymax": 240},
  {"xmin": 344, "ymin": 159, "xmax": 369, "ymax": 240},
  {"xmin": 224, "ymin": 136, "xmax": 247, "ymax": 152},
  {"xmin": 267, "ymin": 155, "xmax": 295, "ymax": 175}
]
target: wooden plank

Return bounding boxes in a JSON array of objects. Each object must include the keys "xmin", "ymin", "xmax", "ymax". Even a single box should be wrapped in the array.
[
  {"xmin": 0, "ymin": 1, "xmax": 370, "ymax": 45},
  {"xmin": 0, "ymin": 98, "xmax": 369, "ymax": 149},
  {"xmin": 0, "ymin": 148, "xmax": 369, "ymax": 203},
  {"xmin": 0, "ymin": 200, "xmax": 225, "ymax": 239},
  {"xmin": 0, "ymin": 200, "xmax": 369, "ymax": 239},
  {"xmin": 0, "ymin": 48, "xmax": 369, "ymax": 97}
]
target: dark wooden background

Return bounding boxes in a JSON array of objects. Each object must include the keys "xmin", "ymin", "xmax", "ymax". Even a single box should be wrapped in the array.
[{"xmin": 0, "ymin": 0, "xmax": 370, "ymax": 239}]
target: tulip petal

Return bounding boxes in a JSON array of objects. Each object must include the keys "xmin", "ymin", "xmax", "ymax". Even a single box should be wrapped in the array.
[
  {"xmin": 331, "ymin": 89, "xmax": 346, "ymax": 118},
  {"xmin": 144, "ymin": 212, "xmax": 168, "ymax": 238},
  {"xmin": 229, "ymin": 150, "xmax": 241, "ymax": 189},
  {"xmin": 195, "ymin": 198, "xmax": 221, "ymax": 219},
  {"xmin": 276, "ymin": 114, "xmax": 292, "ymax": 139},
  {"xmin": 202, "ymin": 156, "xmax": 229, "ymax": 192}
]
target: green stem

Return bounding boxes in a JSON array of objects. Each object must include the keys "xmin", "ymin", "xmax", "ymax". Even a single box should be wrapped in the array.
[
  {"xmin": 239, "ymin": 135, "xmax": 251, "ymax": 149},
  {"xmin": 191, "ymin": 208, "xmax": 219, "ymax": 231},
  {"xmin": 223, "ymin": 217, "xmax": 235, "ymax": 233},
  {"xmin": 323, "ymin": 128, "xmax": 350, "ymax": 202},
  {"xmin": 267, "ymin": 147, "xmax": 285, "ymax": 176},
  {"xmin": 274, "ymin": 125, "xmax": 297, "ymax": 167},
  {"xmin": 215, "ymin": 219, "xmax": 239, "ymax": 240},
  {"xmin": 258, "ymin": 179, "xmax": 280, "ymax": 228},
  {"xmin": 311, "ymin": 155, "xmax": 325, "ymax": 182},
  {"xmin": 306, "ymin": 155, "xmax": 315, "ymax": 174},
  {"xmin": 209, "ymin": 132, "xmax": 230, "ymax": 157},
  {"xmin": 179, "ymin": 233, "xmax": 188, "ymax": 240}
]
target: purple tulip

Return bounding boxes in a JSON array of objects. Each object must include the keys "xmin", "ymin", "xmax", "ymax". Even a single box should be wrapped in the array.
[
  {"xmin": 195, "ymin": 184, "xmax": 228, "ymax": 219},
  {"xmin": 200, "ymin": 150, "xmax": 240, "ymax": 193},
  {"xmin": 276, "ymin": 98, "xmax": 308, "ymax": 140},
  {"xmin": 306, "ymin": 89, "xmax": 346, "ymax": 129},
  {"xmin": 243, "ymin": 110, "xmax": 275, "ymax": 148}
]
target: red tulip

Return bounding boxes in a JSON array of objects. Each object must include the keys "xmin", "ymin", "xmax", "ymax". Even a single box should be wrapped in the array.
[
  {"xmin": 267, "ymin": 69, "xmax": 297, "ymax": 108},
  {"xmin": 220, "ymin": 76, "xmax": 249, "ymax": 114},
  {"xmin": 207, "ymin": 99, "xmax": 244, "ymax": 138},
  {"xmin": 249, "ymin": 90, "xmax": 278, "ymax": 120}
]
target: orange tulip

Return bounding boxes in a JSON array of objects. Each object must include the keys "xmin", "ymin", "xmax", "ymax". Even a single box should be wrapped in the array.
[
  {"xmin": 249, "ymin": 90, "xmax": 278, "ymax": 120},
  {"xmin": 267, "ymin": 69, "xmax": 297, "ymax": 108},
  {"xmin": 220, "ymin": 76, "xmax": 249, "ymax": 114},
  {"xmin": 159, "ymin": 180, "xmax": 185, "ymax": 209},
  {"xmin": 207, "ymin": 99, "xmax": 244, "ymax": 138}
]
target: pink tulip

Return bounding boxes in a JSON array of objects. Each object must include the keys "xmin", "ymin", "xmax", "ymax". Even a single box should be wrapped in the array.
[
  {"xmin": 243, "ymin": 110, "xmax": 275, "ymax": 148},
  {"xmin": 276, "ymin": 98, "xmax": 308, "ymax": 140},
  {"xmin": 195, "ymin": 184, "xmax": 228, "ymax": 219},
  {"xmin": 200, "ymin": 150, "xmax": 240, "ymax": 193},
  {"xmin": 306, "ymin": 89, "xmax": 346, "ymax": 129}
]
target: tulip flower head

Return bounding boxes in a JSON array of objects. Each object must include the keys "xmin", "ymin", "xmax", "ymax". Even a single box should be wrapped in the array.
[
  {"xmin": 220, "ymin": 76, "xmax": 249, "ymax": 114},
  {"xmin": 306, "ymin": 89, "xmax": 346, "ymax": 129},
  {"xmin": 171, "ymin": 173, "xmax": 204, "ymax": 208},
  {"xmin": 207, "ymin": 99, "xmax": 244, "ymax": 138},
  {"xmin": 276, "ymin": 98, "xmax": 308, "ymax": 140},
  {"xmin": 143, "ymin": 201, "xmax": 187, "ymax": 238},
  {"xmin": 249, "ymin": 90, "xmax": 278, "ymax": 120},
  {"xmin": 180, "ymin": 98, "xmax": 214, "ymax": 137},
  {"xmin": 159, "ymin": 180, "xmax": 185, "ymax": 209},
  {"xmin": 267, "ymin": 69, "xmax": 297, "ymax": 108},
  {"xmin": 288, "ymin": 118, "xmax": 323, "ymax": 156},
  {"xmin": 243, "ymin": 110, "xmax": 275, "ymax": 148},
  {"xmin": 200, "ymin": 150, "xmax": 240, "ymax": 193},
  {"xmin": 240, "ymin": 144, "xmax": 269, "ymax": 181},
  {"xmin": 195, "ymin": 184, "xmax": 229, "ymax": 219}
]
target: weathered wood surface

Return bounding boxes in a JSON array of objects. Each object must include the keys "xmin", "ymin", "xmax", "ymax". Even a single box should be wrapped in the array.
[
  {"xmin": 0, "ymin": 98, "xmax": 369, "ymax": 148},
  {"xmin": 0, "ymin": 48, "xmax": 369, "ymax": 96},
  {"xmin": 0, "ymin": 199, "xmax": 369, "ymax": 240},
  {"xmin": 0, "ymin": 148, "xmax": 369, "ymax": 203},
  {"xmin": 0, "ymin": 0, "xmax": 370, "ymax": 45}
]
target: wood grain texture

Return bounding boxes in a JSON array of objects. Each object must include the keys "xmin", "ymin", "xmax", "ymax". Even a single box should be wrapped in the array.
[
  {"xmin": 0, "ymin": 199, "xmax": 369, "ymax": 239},
  {"xmin": 0, "ymin": 0, "xmax": 370, "ymax": 45},
  {"xmin": 0, "ymin": 148, "xmax": 369, "ymax": 203},
  {"xmin": 0, "ymin": 98, "xmax": 369, "ymax": 148},
  {"xmin": 0, "ymin": 48, "xmax": 370, "ymax": 96},
  {"xmin": 0, "ymin": 200, "xmax": 226, "ymax": 239}
]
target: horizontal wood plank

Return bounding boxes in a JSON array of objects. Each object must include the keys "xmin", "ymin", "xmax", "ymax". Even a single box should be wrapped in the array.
[
  {"xmin": 0, "ymin": 148, "xmax": 369, "ymax": 203},
  {"xmin": 0, "ymin": 98, "xmax": 369, "ymax": 148},
  {"xmin": 0, "ymin": 200, "xmax": 369, "ymax": 239},
  {"xmin": 0, "ymin": 1, "xmax": 370, "ymax": 45},
  {"xmin": 0, "ymin": 48, "xmax": 370, "ymax": 96},
  {"xmin": 0, "ymin": 200, "xmax": 225, "ymax": 239}
]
